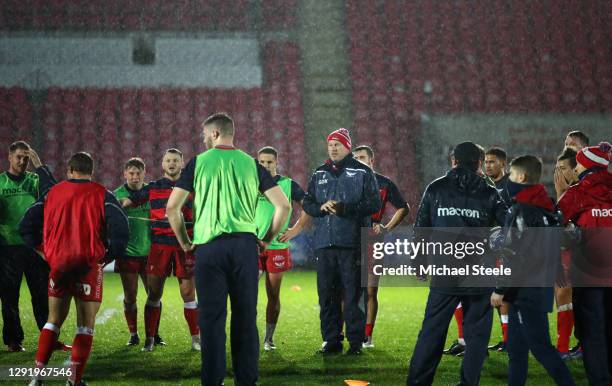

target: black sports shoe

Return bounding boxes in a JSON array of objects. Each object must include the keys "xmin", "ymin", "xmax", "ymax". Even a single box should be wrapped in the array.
[
  {"xmin": 318, "ymin": 341, "xmax": 343, "ymax": 354},
  {"xmin": 488, "ymin": 341, "xmax": 506, "ymax": 352},
  {"xmin": 127, "ymin": 334, "xmax": 140, "ymax": 346},
  {"xmin": 346, "ymin": 345, "xmax": 362, "ymax": 355},
  {"xmin": 154, "ymin": 335, "xmax": 166, "ymax": 346},
  {"xmin": 7, "ymin": 343, "xmax": 25, "ymax": 352},
  {"xmin": 443, "ymin": 340, "xmax": 465, "ymax": 355}
]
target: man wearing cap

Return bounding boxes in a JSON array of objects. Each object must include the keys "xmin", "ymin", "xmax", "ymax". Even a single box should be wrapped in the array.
[
  {"xmin": 557, "ymin": 142, "xmax": 612, "ymax": 386},
  {"xmin": 407, "ymin": 142, "xmax": 508, "ymax": 385},
  {"xmin": 302, "ymin": 128, "xmax": 381, "ymax": 355}
]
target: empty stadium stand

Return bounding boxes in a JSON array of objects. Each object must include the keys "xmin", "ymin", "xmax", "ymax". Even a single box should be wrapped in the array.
[
  {"xmin": 0, "ymin": 0, "xmax": 249, "ymax": 31},
  {"xmin": 1, "ymin": 42, "xmax": 305, "ymax": 190},
  {"xmin": 346, "ymin": 0, "xmax": 611, "ymax": 207},
  {"xmin": 347, "ymin": 0, "xmax": 611, "ymax": 116},
  {"xmin": 0, "ymin": 0, "xmax": 298, "ymax": 31}
]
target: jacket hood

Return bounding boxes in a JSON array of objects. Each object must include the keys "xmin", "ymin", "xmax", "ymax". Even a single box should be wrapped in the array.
[
  {"xmin": 514, "ymin": 183, "xmax": 554, "ymax": 212},
  {"xmin": 579, "ymin": 170, "xmax": 612, "ymax": 204},
  {"xmin": 446, "ymin": 167, "xmax": 489, "ymax": 195}
]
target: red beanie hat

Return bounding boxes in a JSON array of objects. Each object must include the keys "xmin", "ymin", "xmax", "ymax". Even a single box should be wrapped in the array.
[
  {"xmin": 327, "ymin": 128, "xmax": 352, "ymax": 150},
  {"xmin": 576, "ymin": 142, "xmax": 611, "ymax": 169}
]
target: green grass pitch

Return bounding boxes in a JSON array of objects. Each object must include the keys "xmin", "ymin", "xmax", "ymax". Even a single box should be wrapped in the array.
[{"xmin": 1, "ymin": 270, "xmax": 587, "ymax": 385}]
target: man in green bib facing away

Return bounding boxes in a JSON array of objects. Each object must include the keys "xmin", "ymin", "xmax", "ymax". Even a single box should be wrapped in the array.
[
  {"xmin": 167, "ymin": 112, "xmax": 291, "ymax": 386},
  {"xmin": 255, "ymin": 146, "xmax": 310, "ymax": 352}
]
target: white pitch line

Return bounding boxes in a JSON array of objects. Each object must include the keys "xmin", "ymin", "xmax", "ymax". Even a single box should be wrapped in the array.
[{"xmin": 95, "ymin": 308, "xmax": 119, "ymax": 325}]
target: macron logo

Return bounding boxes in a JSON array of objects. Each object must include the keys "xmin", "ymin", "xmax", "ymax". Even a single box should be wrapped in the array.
[
  {"xmin": 437, "ymin": 207, "xmax": 481, "ymax": 219},
  {"xmin": 592, "ymin": 208, "xmax": 612, "ymax": 217}
]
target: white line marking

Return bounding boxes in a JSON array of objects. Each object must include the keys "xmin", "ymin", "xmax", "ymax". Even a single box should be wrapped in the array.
[{"xmin": 95, "ymin": 308, "xmax": 119, "ymax": 325}]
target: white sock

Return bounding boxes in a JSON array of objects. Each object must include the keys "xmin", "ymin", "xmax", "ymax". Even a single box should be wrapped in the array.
[
  {"xmin": 77, "ymin": 326, "xmax": 94, "ymax": 336},
  {"xmin": 43, "ymin": 322, "xmax": 60, "ymax": 334},
  {"xmin": 458, "ymin": 338, "xmax": 466, "ymax": 345},
  {"xmin": 184, "ymin": 301, "xmax": 197, "ymax": 309}
]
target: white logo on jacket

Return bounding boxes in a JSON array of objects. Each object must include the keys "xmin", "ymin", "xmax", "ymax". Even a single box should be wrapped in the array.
[
  {"xmin": 437, "ymin": 207, "xmax": 481, "ymax": 219},
  {"xmin": 318, "ymin": 179, "xmax": 328, "ymax": 185},
  {"xmin": 592, "ymin": 208, "xmax": 612, "ymax": 217}
]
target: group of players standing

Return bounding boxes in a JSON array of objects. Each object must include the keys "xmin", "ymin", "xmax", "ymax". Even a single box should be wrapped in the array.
[
  {"xmin": 0, "ymin": 118, "xmax": 610, "ymax": 385},
  {"xmin": 407, "ymin": 131, "xmax": 612, "ymax": 386}
]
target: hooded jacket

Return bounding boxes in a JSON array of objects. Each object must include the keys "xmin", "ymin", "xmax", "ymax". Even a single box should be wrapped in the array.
[
  {"xmin": 494, "ymin": 183, "xmax": 562, "ymax": 311},
  {"xmin": 414, "ymin": 166, "xmax": 508, "ymax": 295},
  {"xmin": 302, "ymin": 154, "xmax": 381, "ymax": 249}
]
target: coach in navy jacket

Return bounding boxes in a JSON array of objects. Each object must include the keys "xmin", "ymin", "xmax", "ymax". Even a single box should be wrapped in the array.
[
  {"xmin": 407, "ymin": 142, "xmax": 507, "ymax": 386},
  {"xmin": 413, "ymin": 155, "xmax": 508, "ymax": 295},
  {"xmin": 303, "ymin": 128, "xmax": 381, "ymax": 355}
]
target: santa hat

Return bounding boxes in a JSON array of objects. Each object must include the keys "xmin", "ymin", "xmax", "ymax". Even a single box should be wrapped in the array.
[
  {"xmin": 327, "ymin": 128, "xmax": 352, "ymax": 150},
  {"xmin": 576, "ymin": 142, "xmax": 611, "ymax": 169}
]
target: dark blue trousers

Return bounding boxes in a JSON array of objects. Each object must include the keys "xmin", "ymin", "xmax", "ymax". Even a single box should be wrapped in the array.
[
  {"xmin": 0, "ymin": 246, "xmax": 49, "ymax": 345},
  {"xmin": 507, "ymin": 303, "xmax": 575, "ymax": 386},
  {"xmin": 407, "ymin": 290, "xmax": 492, "ymax": 386},
  {"xmin": 316, "ymin": 247, "xmax": 365, "ymax": 348},
  {"xmin": 195, "ymin": 235, "xmax": 259, "ymax": 386},
  {"xmin": 573, "ymin": 287, "xmax": 612, "ymax": 386}
]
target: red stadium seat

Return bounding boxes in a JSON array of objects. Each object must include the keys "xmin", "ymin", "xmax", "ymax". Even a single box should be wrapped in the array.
[{"xmin": 9, "ymin": 39, "xmax": 307, "ymax": 189}]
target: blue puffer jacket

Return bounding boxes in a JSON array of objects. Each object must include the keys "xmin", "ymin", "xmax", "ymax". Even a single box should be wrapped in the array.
[{"xmin": 303, "ymin": 154, "xmax": 381, "ymax": 250}]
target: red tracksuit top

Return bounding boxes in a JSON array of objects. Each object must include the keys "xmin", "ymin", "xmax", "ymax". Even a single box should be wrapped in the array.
[{"xmin": 558, "ymin": 170, "xmax": 612, "ymax": 228}]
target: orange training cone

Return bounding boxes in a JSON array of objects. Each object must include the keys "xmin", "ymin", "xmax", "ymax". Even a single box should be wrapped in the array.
[{"xmin": 344, "ymin": 380, "xmax": 370, "ymax": 386}]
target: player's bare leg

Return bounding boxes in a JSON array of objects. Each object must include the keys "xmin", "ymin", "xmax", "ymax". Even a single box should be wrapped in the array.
[
  {"xmin": 142, "ymin": 274, "xmax": 165, "ymax": 352},
  {"xmin": 364, "ymin": 272, "xmax": 380, "ymax": 348},
  {"xmin": 120, "ymin": 271, "xmax": 140, "ymax": 345},
  {"xmin": 264, "ymin": 272, "xmax": 283, "ymax": 351},
  {"xmin": 179, "ymin": 277, "xmax": 200, "ymax": 351}
]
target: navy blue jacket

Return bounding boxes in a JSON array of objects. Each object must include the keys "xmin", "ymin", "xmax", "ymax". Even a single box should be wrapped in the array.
[
  {"xmin": 493, "ymin": 183, "xmax": 562, "ymax": 312},
  {"xmin": 414, "ymin": 166, "xmax": 508, "ymax": 295},
  {"xmin": 303, "ymin": 154, "xmax": 381, "ymax": 249}
]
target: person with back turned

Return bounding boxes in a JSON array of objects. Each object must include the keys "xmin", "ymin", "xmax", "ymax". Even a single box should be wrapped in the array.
[
  {"xmin": 407, "ymin": 142, "xmax": 507, "ymax": 386},
  {"xmin": 166, "ymin": 112, "xmax": 291, "ymax": 386}
]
